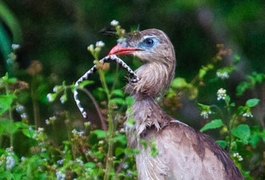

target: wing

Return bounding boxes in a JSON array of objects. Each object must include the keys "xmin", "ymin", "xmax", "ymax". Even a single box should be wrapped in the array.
[{"xmin": 135, "ymin": 120, "xmax": 243, "ymax": 180}]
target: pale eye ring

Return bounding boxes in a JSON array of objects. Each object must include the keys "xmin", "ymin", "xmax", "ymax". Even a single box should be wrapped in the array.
[{"xmin": 143, "ymin": 38, "xmax": 154, "ymax": 47}]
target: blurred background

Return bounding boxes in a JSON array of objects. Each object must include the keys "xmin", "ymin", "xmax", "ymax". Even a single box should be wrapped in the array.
[
  {"xmin": 2, "ymin": 0, "xmax": 265, "ymax": 76},
  {"xmin": 1, "ymin": 0, "xmax": 265, "ymax": 178},
  {"xmin": 1, "ymin": 0, "xmax": 265, "ymax": 125}
]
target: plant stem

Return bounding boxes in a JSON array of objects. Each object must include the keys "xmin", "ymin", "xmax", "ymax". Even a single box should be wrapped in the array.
[
  {"xmin": 5, "ymin": 85, "xmax": 13, "ymax": 147},
  {"xmin": 104, "ymin": 103, "xmax": 115, "ymax": 180},
  {"xmin": 31, "ymin": 78, "xmax": 40, "ymax": 127},
  {"xmin": 225, "ymin": 100, "xmax": 234, "ymax": 151},
  {"xmin": 228, "ymin": 114, "xmax": 236, "ymax": 151},
  {"xmin": 98, "ymin": 69, "xmax": 115, "ymax": 180},
  {"xmin": 8, "ymin": 105, "xmax": 14, "ymax": 147},
  {"xmin": 80, "ymin": 88, "xmax": 107, "ymax": 130}
]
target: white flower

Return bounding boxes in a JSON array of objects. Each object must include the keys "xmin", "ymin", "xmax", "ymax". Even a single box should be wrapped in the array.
[
  {"xmin": 21, "ymin": 113, "xmax": 28, "ymax": 119},
  {"xmin": 16, "ymin": 105, "xmax": 25, "ymax": 112},
  {"xmin": 96, "ymin": 41, "xmax": 105, "ymax": 48},
  {"xmin": 56, "ymin": 171, "xmax": 66, "ymax": 180},
  {"xmin": 45, "ymin": 119, "xmax": 50, "ymax": 125},
  {"xmin": 57, "ymin": 159, "xmax": 64, "ymax": 165},
  {"xmin": 21, "ymin": 157, "xmax": 26, "ymax": 162},
  {"xmin": 200, "ymin": 111, "xmax": 211, "ymax": 119},
  {"xmin": 78, "ymin": 131, "xmax": 85, "ymax": 136},
  {"xmin": 238, "ymin": 156, "xmax": 243, "ymax": 161},
  {"xmin": 47, "ymin": 93, "xmax": 54, "ymax": 102},
  {"xmin": 110, "ymin": 20, "xmax": 119, "ymax": 26},
  {"xmin": 53, "ymin": 86, "xmax": 60, "ymax": 93},
  {"xmin": 6, "ymin": 155, "xmax": 16, "ymax": 170},
  {"xmin": 243, "ymin": 112, "xmax": 253, "ymax": 118},
  {"xmin": 84, "ymin": 121, "xmax": 91, "ymax": 127},
  {"xmin": 6, "ymin": 147, "xmax": 13, "ymax": 153},
  {"xmin": 60, "ymin": 95, "xmax": 67, "ymax": 104},
  {"xmin": 233, "ymin": 152, "xmax": 238, "ymax": 157},
  {"xmin": 72, "ymin": 129, "xmax": 77, "ymax": 135},
  {"xmin": 41, "ymin": 147, "xmax": 46, "ymax": 152},
  {"xmin": 119, "ymin": 128, "xmax": 125, "ymax": 133},
  {"xmin": 233, "ymin": 152, "xmax": 243, "ymax": 161},
  {"xmin": 216, "ymin": 71, "xmax": 229, "ymax": 79},
  {"xmin": 122, "ymin": 163, "xmax": 129, "ymax": 169},
  {"xmin": 11, "ymin": 44, "xmax": 20, "ymax": 50},
  {"xmin": 75, "ymin": 158, "xmax": 84, "ymax": 166},
  {"xmin": 217, "ymin": 88, "xmax": 227, "ymax": 101},
  {"xmin": 87, "ymin": 44, "xmax": 94, "ymax": 52},
  {"xmin": 45, "ymin": 116, "xmax": 56, "ymax": 125},
  {"xmin": 72, "ymin": 129, "xmax": 84, "ymax": 137},
  {"xmin": 38, "ymin": 127, "xmax": 44, "ymax": 133},
  {"xmin": 50, "ymin": 116, "xmax": 56, "ymax": 121}
]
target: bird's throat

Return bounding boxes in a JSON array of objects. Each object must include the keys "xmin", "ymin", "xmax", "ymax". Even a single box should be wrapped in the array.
[{"xmin": 126, "ymin": 62, "xmax": 174, "ymax": 99}]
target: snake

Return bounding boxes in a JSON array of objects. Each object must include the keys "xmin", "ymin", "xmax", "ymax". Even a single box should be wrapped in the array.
[{"xmin": 74, "ymin": 55, "xmax": 139, "ymax": 119}]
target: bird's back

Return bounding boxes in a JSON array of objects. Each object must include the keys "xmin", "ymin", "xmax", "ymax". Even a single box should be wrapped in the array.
[{"xmin": 134, "ymin": 120, "xmax": 243, "ymax": 180}]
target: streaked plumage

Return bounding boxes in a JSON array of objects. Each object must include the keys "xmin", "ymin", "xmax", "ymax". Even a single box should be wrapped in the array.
[{"xmin": 109, "ymin": 29, "xmax": 243, "ymax": 180}]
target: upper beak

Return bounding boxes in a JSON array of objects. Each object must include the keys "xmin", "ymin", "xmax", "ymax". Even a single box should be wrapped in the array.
[{"xmin": 108, "ymin": 44, "xmax": 141, "ymax": 56}]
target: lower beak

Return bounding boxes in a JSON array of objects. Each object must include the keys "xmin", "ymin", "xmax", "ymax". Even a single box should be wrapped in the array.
[{"xmin": 108, "ymin": 45, "xmax": 140, "ymax": 56}]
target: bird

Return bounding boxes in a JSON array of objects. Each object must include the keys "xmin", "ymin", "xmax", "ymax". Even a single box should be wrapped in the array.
[{"xmin": 108, "ymin": 29, "xmax": 243, "ymax": 180}]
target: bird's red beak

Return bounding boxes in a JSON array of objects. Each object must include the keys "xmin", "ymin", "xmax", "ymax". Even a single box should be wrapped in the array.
[{"xmin": 108, "ymin": 44, "xmax": 140, "ymax": 56}]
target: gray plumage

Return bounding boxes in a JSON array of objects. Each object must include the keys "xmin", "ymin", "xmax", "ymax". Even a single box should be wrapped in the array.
[{"xmin": 109, "ymin": 29, "xmax": 243, "ymax": 180}]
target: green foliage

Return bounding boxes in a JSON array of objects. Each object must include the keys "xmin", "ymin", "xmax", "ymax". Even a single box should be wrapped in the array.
[
  {"xmin": 200, "ymin": 119, "xmax": 224, "ymax": 132},
  {"xmin": 231, "ymin": 124, "xmax": 250, "ymax": 144},
  {"xmin": 236, "ymin": 72, "xmax": 265, "ymax": 96},
  {"xmin": 166, "ymin": 45, "xmax": 265, "ymax": 178},
  {"xmin": 0, "ymin": 94, "xmax": 16, "ymax": 115},
  {"xmin": 246, "ymin": 98, "xmax": 260, "ymax": 108},
  {"xmin": 0, "ymin": 12, "xmax": 265, "ymax": 179}
]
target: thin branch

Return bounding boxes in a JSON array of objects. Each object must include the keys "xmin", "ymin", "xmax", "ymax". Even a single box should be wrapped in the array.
[
  {"xmin": 31, "ymin": 78, "xmax": 40, "ymax": 127},
  {"xmin": 79, "ymin": 88, "xmax": 107, "ymax": 131},
  {"xmin": 111, "ymin": 63, "xmax": 120, "ymax": 92}
]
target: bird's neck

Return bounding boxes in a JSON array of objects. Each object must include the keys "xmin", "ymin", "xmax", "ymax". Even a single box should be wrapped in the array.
[
  {"xmin": 126, "ymin": 62, "xmax": 175, "ymax": 99},
  {"xmin": 125, "ymin": 62, "xmax": 175, "ymax": 137},
  {"xmin": 126, "ymin": 97, "xmax": 171, "ymax": 139}
]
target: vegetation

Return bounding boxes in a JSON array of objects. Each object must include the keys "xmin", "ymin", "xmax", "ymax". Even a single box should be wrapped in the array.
[{"xmin": 0, "ymin": 0, "xmax": 265, "ymax": 179}]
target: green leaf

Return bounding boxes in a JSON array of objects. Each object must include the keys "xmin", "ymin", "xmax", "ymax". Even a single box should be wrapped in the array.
[
  {"xmin": 85, "ymin": 162, "xmax": 96, "ymax": 169},
  {"xmin": 113, "ymin": 134, "xmax": 127, "ymax": 145},
  {"xmin": 92, "ymin": 130, "xmax": 107, "ymax": 139},
  {"xmin": 115, "ymin": 147, "xmax": 125, "ymax": 156},
  {"xmin": 200, "ymin": 119, "xmax": 224, "ymax": 132},
  {"xmin": 110, "ymin": 98, "xmax": 125, "ymax": 106},
  {"xmin": 236, "ymin": 82, "xmax": 250, "ymax": 96},
  {"xmin": 199, "ymin": 69, "xmax": 207, "ymax": 80},
  {"xmin": 22, "ymin": 127, "xmax": 36, "ymax": 139},
  {"xmin": 197, "ymin": 103, "xmax": 210, "ymax": 111},
  {"xmin": 125, "ymin": 96, "xmax": 135, "ymax": 106},
  {"xmin": 0, "ymin": 120, "xmax": 19, "ymax": 135},
  {"xmin": 232, "ymin": 124, "xmax": 250, "ymax": 144},
  {"xmin": 233, "ymin": 55, "xmax": 241, "ymax": 64},
  {"xmin": 0, "ymin": 94, "xmax": 16, "ymax": 115},
  {"xmin": 171, "ymin": 78, "xmax": 188, "ymax": 89},
  {"xmin": 249, "ymin": 133, "xmax": 261, "ymax": 148},
  {"xmin": 111, "ymin": 89, "xmax": 124, "ymax": 97},
  {"xmin": 216, "ymin": 140, "xmax": 228, "ymax": 149},
  {"xmin": 246, "ymin": 98, "xmax": 260, "ymax": 108},
  {"xmin": 78, "ymin": 80, "xmax": 94, "ymax": 89}
]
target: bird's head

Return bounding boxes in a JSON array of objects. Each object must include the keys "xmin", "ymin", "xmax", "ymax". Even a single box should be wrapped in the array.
[
  {"xmin": 109, "ymin": 29, "xmax": 176, "ymax": 98},
  {"xmin": 109, "ymin": 29, "xmax": 175, "ymax": 64}
]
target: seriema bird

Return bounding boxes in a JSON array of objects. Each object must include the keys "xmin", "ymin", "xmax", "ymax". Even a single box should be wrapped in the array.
[{"xmin": 109, "ymin": 29, "xmax": 243, "ymax": 180}]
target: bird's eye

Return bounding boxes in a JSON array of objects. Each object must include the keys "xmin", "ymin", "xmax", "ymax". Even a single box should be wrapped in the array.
[{"xmin": 143, "ymin": 38, "xmax": 154, "ymax": 47}]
